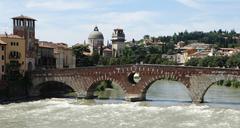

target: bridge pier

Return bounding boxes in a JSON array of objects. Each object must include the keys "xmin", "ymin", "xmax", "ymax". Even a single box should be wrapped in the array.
[
  {"xmin": 28, "ymin": 88, "xmax": 41, "ymax": 97},
  {"xmin": 74, "ymin": 91, "xmax": 89, "ymax": 99},
  {"xmin": 191, "ymin": 96, "xmax": 204, "ymax": 104},
  {"xmin": 85, "ymin": 92, "xmax": 96, "ymax": 99},
  {"xmin": 125, "ymin": 94, "xmax": 146, "ymax": 102},
  {"xmin": 189, "ymin": 75, "xmax": 215, "ymax": 104}
]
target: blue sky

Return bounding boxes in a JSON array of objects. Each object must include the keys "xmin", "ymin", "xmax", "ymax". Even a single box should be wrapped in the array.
[{"xmin": 0, "ymin": 0, "xmax": 240, "ymax": 46}]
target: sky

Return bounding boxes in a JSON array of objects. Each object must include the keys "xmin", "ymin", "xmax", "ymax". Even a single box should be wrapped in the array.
[{"xmin": 0, "ymin": 0, "xmax": 240, "ymax": 46}]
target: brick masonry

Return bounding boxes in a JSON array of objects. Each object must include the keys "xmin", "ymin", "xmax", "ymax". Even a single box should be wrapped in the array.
[{"xmin": 30, "ymin": 65, "xmax": 240, "ymax": 103}]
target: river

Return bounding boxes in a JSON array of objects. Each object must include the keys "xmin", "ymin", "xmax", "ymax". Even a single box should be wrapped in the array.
[{"xmin": 0, "ymin": 80, "xmax": 240, "ymax": 128}]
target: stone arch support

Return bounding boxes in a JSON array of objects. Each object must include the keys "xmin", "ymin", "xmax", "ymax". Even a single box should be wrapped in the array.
[
  {"xmin": 125, "ymin": 74, "xmax": 191, "ymax": 102},
  {"xmin": 85, "ymin": 76, "xmax": 127, "ymax": 99},
  {"xmin": 30, "ymin": 76, "xmax": 86, "ymax": 97},
  {"xmin": 189, "ymin": 75, "xmax": 240, "ymax": 103}
]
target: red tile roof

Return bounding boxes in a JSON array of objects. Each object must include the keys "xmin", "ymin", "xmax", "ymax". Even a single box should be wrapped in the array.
[
  {"xmin": 0, "ymin": 40, "xmax": 7, "ymax": 45},
  {"xmin": 0, "ymin": 34, "xmax": 23, "ymax": 39}
]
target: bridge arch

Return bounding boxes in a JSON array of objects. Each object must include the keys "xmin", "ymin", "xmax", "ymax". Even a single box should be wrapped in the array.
[
  {"xmin": 200, "ymin": 76, "xmax": 240, "ymax": 103},
  {"xmin": 188, "ymin": 75, "xmax": 240, "ymax": 103},
  {"xmin": 30, "ymin": 65, "xmax": 240, "ymax": 103},
  {"xmin": 30, "ymin": 81, "xmax": 76, "ymax": 98},
  {"xmin": 140, "ymin": 75, "xmax": 192, "ymax": 101},
  {"xmin": 86, "ymin": 76, "xmax": 127, "ymax": 99}
]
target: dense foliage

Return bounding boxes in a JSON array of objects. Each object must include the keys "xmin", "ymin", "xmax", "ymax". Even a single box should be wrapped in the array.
[
  {"xmin": 172, "ymin": 29, "xmax": 239, "ymax": 48},
  {"xmin": 5, "ymin": 62, "xmax": 23, "ymax": 81},
  {"xmin": 185, "ymin": 53, "xmax": 240, "ymax": 68},
  {"xmin": 72, "ymin": 45, "xmax": 100, "ymax": 66},
  {"xmin": 217, "ymin": 80, "xmax": 240, "ymax": 88},
  {"xmin": 73, "ymin": 44, "xmax": 176, "ymax": 66},
  {"xmin": 141, "ymin": 29, "xmax": 240, "ymax": 48},
  {"xmin": 98, "ymin": 45, "xmax": 176, "ymax": 66}
]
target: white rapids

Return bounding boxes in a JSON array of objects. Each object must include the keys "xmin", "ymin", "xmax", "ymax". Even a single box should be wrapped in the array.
[
  {"xmin": 1, "ymin": 80, "xmax": 240, "ymax": 128},
  {"xmin": 0, "ymin": 98, "xmax": 239, "ymax": 128}
]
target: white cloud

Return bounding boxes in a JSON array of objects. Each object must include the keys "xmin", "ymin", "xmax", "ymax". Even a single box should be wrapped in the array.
[
  {"xmin": 1, "ymin": 0, "xmax": 240, "ymax": 46},
  {"xmin": 26, "ymin": 0, "xmax": 93, "ymax": 10},
  {"xmin": 87, "ymin": 11, "xmax": 158, "ymax": 25},
  {"xmin": 176, "ymin": 0, "xmax": 201, "ymax": 9}
]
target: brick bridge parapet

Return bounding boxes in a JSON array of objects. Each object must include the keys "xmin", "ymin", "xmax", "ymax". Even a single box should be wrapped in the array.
[{"xmin": 30, "ymin": 65, "xmax": 240, "ymax": 103}]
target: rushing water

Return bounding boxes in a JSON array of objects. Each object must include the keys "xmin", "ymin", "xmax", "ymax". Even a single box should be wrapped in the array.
[{"xmin": 0, "ymin": 80, "xmax": 240, "ymax": 128}]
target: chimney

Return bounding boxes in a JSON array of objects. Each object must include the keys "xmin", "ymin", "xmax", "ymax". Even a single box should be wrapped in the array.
[{"xmin": 4, "ymin": 32, "xmax": 8, "ymax": 37}]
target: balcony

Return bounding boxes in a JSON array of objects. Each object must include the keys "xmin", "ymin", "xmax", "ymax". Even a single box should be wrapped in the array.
[{"xmin": 9, "ymin": 51, "xmax": 21, "ymax": 59}]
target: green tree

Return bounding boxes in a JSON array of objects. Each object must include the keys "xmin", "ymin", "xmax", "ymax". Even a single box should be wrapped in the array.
[
  {"xmin": 226, "ymin": 53, "xmax": 240, "ymax": 68},
  {"xmin": 89, "ymin": 50, "xmax": 100, "ymax": 65},
  {"xmin": 185, "ymin": 58, "xmax": 200, "ymax": 66},
  {"xmin": 199, "ymin": 56, "xmax": 212, "ymax": 67},
  {"xmin": 143, "ymin": 35, "xmax": 150, "ymax": 40},
  {"xmin": 98, "ymin": 56, "xmax": 111, "ymax": 65},
  {"xmin": 5, "ymin": 62, "xmax": 23, "ymax": 81},
  {"xmin": 72, "ymin": 44, "xmax": 90, "ymax": 57},
  {"xmin": 72, "ymin": 44, "xmax": 92, "ymax": 67},
  {"xmin": 147, "ymin": 45, "xmax": 163, "ymax": 54}
]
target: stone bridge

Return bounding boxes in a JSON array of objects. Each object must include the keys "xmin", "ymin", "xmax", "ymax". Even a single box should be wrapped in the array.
[{"xmin": 30, "ymin": 65, "xmax": 240, "ymax": 103}]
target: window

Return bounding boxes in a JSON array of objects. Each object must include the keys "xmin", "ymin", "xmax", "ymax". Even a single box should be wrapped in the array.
[
  {"xmin": 1, "ymin": 46, "xmax": 4, "ymax": 51},
  {"xmin": 2, "ymin": 75, "xmax": 5, "ymax": 80},
  {"xmin": 11, "ymin": 42, "xmax": 13, "ymax": 46},
  {"xmin": 2, "ymin": 65, "xmax": 4, "ymax": 72},
  {"xmin": 9, "ymin": 51, "xmax": 20, "ymax": 59},
  {"xmin": 2, "ymin": 55, "xmax": 4, "ymax": 60},
  {"xmin": 16, "ymin": 42, "xmax": 19, "ymax": 46}
]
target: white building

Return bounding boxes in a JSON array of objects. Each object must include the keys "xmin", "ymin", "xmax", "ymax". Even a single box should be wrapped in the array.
[{"xmin": 88, "ymin": 26, "xmax": 104, "ymax": 55}]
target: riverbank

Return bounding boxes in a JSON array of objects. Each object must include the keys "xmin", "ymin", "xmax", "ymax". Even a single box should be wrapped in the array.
[
  {"xmin": 0, "ymin": 79, "xmax": 29, "ymax": 104},
  {"xmin": 217, "ymin": 80, "xmax": 240, "ymax": 88}
]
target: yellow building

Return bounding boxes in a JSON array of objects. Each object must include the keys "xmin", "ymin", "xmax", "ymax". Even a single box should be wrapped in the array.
[
  {"xmin": 0, "ymin": 34, "xmax": 26, "ymax": 75},
  {"xmin": 0, "ymin": 40, "xmax": 6, "ymax": 80}
]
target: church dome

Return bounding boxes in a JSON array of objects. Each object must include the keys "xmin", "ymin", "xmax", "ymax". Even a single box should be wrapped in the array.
[{"xmin": 88, "ymin": 26, "xmax": 104, "ymax": 39}]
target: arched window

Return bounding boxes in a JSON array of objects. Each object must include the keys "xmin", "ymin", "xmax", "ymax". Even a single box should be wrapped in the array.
[{"xmin": 9, "ymin": 51, "xmax": 21, "ymax": 59}]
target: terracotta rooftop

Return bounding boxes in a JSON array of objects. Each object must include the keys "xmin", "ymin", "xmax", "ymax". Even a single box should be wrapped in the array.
[
  {"xmin": 0, "ymin": 34, "xmax": 23, "ymax": 39},
  {"xmin": 0, "ymin": 40, "xmax": 7, "ymax": 45},
  {"xmin": 83, "ymin": 52, "xmax": 92, "ymax": 56},
  {"xmin": 39, "ymin": 45, "xmax": 54, "ymax": 49},
  {"xmin": 220, "ymin": 48, "xmax": 236, "ymax": 51},
  {"xmin": 12, "ymin": 15, "xmax": 36, "ymax": 21},
  {"xmin": 39, "ymin": 41, "xmax": 73, "ymax": 53},
  {"xmin": 190, "ymin": 50, "xmax": 211, "ymax": 58},
  {"xmin": 103, "ymin": 48, "xmax": 112, "ymax": 52}
]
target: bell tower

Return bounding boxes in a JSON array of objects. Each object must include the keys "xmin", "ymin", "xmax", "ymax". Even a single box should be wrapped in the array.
[
  {"xmin": 111, "ymin": 28, "xmax": 125, "ymax": 57},
  {"xmin": 12, "ymin": 15, "xmax": 37, "ymax": 70}
]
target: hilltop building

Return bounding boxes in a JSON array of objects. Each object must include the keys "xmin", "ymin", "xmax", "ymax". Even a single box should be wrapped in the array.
[
  {"xmin": 112, "ymin": 28, "xmax": 125, "ymax": 57},
  {"xmin": 88, "ymin": 26, "xmax": 104, "ymax": 55}
]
